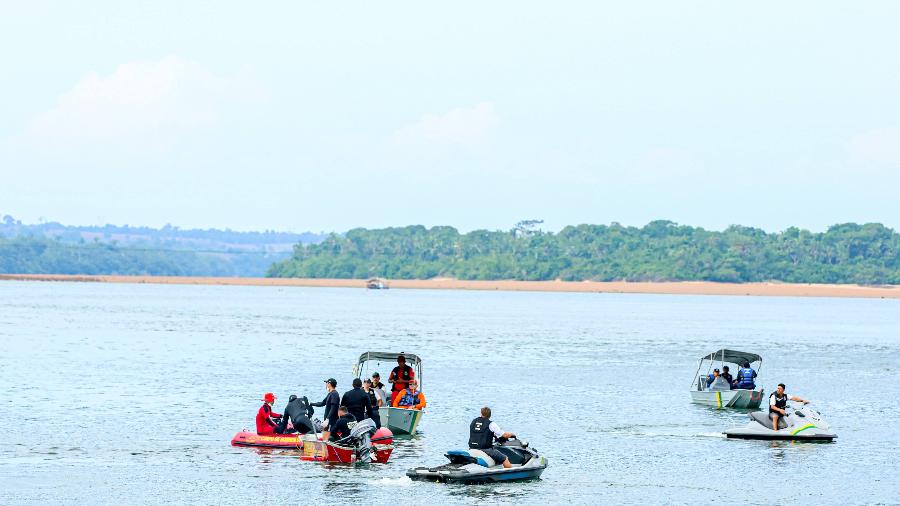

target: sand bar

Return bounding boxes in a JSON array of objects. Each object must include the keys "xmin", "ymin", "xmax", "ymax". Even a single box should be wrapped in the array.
[{"xmin": 1, "ymin": 274, "xmax": 898, "ymax": 299}]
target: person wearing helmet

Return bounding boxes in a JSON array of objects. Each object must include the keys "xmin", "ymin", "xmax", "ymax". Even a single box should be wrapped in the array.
[{"xmin": 255, "ymin": 392, "xmax": 282, "ymax": 435}]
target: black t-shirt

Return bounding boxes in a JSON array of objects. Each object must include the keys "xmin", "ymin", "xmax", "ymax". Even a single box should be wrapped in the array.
[
  {"xmin": 330, "ymin": 413, "xmax": 357, "ymax": 441},
  {"xmin": 341, "ymin": 387, "xmax": 372, "ymax": 423}
]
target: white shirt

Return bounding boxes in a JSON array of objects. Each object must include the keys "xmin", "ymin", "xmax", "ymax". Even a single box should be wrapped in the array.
[
  {"xmin": 488, "ymin": 421, "xmax": 505, "ymax": 438},
  {"xmin": 770, "ymin": 393, "xmax": 791, "ymax": 406},
  {"xmin": 373, "ymin": 387, "xmax": 387, "ymax": 406}
]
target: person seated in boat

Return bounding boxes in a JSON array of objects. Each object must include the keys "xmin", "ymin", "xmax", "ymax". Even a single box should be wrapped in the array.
[
  {"xmin": 311, "ymin": 378, "xmax": 340, "ymax": 432},
  {"xmin": 720, "ymin": 365, "xmax": 734, "ymax": 386},
  {"xmin": 708, "ymin": 369, "xmax": 730, "ymax": 390},
  {"xmin": 255, "ymin": 392, "xmax": 282, "ymax": 436},
  {"xmin": 275, "ymin": 394, "xmax": 315, "ymax": 435},
  {"xmin": 363, "ymin": 379, "xmax": 381, "ymax": 429},
  {"xmin": 469, "ymin": 406, "xmax": 515, "ymax": 469},
  {"xmin": 706, "ymin": 369, "xmax": 721, "ymax": 388},
  {"xmin": 392, "ymin": 379, "xmax": 426, "ymax": 410},
  {"xmin": 734, "ymin": 362, "xmax": 758, "ymax": 390},
  {"xmin": 388, "ymin": 355, "xmax": 415, "ymax": 403},
  {"xmin": 341, "ymin": 378, "xmax": 374, "ymax": 425},
  {"xmin": 769, "ymin": 383, "xmax": 809, "ymax": 430},
  {"xmin": 327, "ymin": 406, "xmax": 357, "ymax": 442}
]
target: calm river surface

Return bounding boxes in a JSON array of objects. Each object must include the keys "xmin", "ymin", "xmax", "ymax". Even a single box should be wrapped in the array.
[{"xmin": 1, "ymin": 281, "xmax": 898, "ymax": 504}]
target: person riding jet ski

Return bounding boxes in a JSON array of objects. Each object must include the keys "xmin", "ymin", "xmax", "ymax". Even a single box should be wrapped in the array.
[
  {"xmin": 275, "ymin": 394, "xmax": 315, "ymax": 434},
  {"xmin": 469, "ymin": 406, "xmax": 516, "ymax": 469},
  {"xmin": 769, "ymin": 383, "xmax": 809, "ymax": 430}
]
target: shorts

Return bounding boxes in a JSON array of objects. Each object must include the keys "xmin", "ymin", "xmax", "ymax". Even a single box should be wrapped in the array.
[{"xmin": 482, "ymin": 448, "xmax": 507, "ymax": 466}]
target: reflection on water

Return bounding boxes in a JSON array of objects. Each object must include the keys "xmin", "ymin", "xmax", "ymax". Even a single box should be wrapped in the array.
[{"xmin": 1, "ymin": 281, "xmax": 898, "ymax": 504}]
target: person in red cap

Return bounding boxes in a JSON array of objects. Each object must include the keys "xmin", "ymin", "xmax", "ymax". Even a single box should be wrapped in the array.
[{"xmin": 255, "ymin": 392, "xmax": 282, "ymax": 435}]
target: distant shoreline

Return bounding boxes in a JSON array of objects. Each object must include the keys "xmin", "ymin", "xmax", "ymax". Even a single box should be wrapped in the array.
[{"xmin": 1, "ymin": 274, "xmax": 898, "ymax": 299}]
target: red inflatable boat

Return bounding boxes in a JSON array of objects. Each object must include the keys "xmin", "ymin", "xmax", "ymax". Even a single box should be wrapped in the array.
[{"xmin": 231, "ymin": 427, "xmax": 394, "ymax": 464}]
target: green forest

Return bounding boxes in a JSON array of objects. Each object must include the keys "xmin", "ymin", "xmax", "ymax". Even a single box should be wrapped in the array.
[
  {"xmin": 268, "ymin": 221, "xmax": 900, "ymax": 285},
  {"xmin": 0, "ymin": 236, "xmax": 282, "ymax": 277}
]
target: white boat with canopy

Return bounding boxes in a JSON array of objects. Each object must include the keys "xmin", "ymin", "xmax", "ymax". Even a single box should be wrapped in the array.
[
  {"xmin": 690, "ymin": 349, "xmax": 764, "ymax": 409},
  {"xmin": 354, "ymin": 351, "xmax": 424, "ymax": 435}
]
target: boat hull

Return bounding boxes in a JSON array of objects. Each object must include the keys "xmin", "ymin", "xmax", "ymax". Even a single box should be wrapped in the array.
[
  {"xmin": 380, "ymin": 407, "xmax": 423, "ymax": 435},
  {"xmin": 690, "ymin": 388, "xmax": 764, "ymax": 409},
  {"xmin": 231, "ymin": 430, "xmax": 394, "ymax": 463}
]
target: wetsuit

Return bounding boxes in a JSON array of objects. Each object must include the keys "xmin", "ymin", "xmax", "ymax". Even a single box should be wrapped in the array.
[
  {"xmin": 255, "ymin": 403, "xmax": 282, "ymax": 435},
  {"xmin": 340, "ymin": 387, "xmax": 373, "ymax": 425},
  {"xmin": 330, "ymin": 413, "xmax": 357, "ymax": 441},
  {"xmin": 389, "ymin": 365, "xmax": 414, "ymax": 402},
  {"xmin": 311, "ymin": 390, "xmax": 340, "ymax": 430},
  {"xmin": 276, "ymin": 396, "xmax": 315, "ymax": 435}
]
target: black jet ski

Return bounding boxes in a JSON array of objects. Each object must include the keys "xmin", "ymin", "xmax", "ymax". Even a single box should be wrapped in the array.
[{"xmin": 406, "ymin": 438, "xmax": 547, "ymax": 484}]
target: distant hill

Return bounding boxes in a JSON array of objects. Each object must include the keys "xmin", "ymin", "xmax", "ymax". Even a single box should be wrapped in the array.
[
  {"xmin": 0, "ymin": 215, "xmax": 325, "ymax": 276},
  {"xmin": 268, "ymin": 221, "xmax": 900, "ymax": 285}
]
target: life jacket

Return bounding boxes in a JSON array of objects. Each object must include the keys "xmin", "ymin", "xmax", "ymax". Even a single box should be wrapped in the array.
[
  {"xmin": 736, "ymin": 367, "xmax": 756, "ymax": 388},
  {"xmin": 391, "ymin": 365, "xmax": 413, "ymax": 391},
  {"xmin": 398, "ymin": 389, "xmax": 420, "ymax": 407},
  {"xmin": 770, "ymin": 392, "xmax": 787, "ymax": 412},
  {"xmin": 468, "ymin": 417, "xmax": 494, "ymax": 449}
]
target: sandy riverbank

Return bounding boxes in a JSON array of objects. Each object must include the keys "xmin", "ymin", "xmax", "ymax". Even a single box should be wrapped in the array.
[{"xmin": 1, "ymin": 274, "xmax": 898, "ymax": 299}]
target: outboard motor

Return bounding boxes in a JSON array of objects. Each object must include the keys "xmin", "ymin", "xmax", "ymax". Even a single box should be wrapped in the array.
[{"xmin": 336, "ymin": 418, "xmax": 378, "ymax": 463}]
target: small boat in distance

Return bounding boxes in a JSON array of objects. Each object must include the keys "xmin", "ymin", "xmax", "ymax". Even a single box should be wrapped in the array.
[
  {"xmin": 354, "ymin": 351, "xmax": 424, "ymax": 435},
  {"xmin": 690, "ymin": 348, "xmax": 764, "ymax": 409},
  {"xmin": 366, "ymin": 278, "xmax": 389, "ymax": 289}
]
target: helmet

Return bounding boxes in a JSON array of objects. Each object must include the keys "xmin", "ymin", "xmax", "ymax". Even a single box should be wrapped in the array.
[{"xmin": 263, "ymin": 392, "xmax": 276, "ymax": 403}]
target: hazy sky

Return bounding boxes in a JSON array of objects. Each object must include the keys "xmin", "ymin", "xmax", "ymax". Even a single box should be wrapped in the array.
[{"xmin": 2, "ymin": 2, "xmax": 898, "ymax": 233}]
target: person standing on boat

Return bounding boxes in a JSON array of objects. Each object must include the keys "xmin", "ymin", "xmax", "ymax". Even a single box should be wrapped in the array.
[
  {"xmin": 371, "ymin": 373, "xmax": 387, "ymax": 403},
  {"xmin": 735, "ymin": 362, "xmax": 758, "ymax": 390},
  {"xmin": 469, "ymin": 407, "xmax": 514, "ymax": 469},
  {"xmin": 341, "ymin": 378, "xmax": 374, "ymax": 425},
  {"xmin": 388, "ymin": 355, "xmax": 415, "ymax": 403},
  {"xmin": 769, "ymin": 383, "xmax": 809, "ymax": 430},
  {"xmin": 363, "ymin": 379, "xmax": 381, "ymax": 429},
  {"xmin": 255, "ymin": 392, "xmax": 282, "ymax": 435},
  {"xmin": 275, "ymin": 394, "xmax": 315, "ymax": 435},
  {"xmin": 311, "ymin": 378, "xmax": 340, "ymax": 431}
]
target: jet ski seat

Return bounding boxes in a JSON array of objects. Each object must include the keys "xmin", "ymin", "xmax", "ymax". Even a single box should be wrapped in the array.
[
  {"xmin": 495, "ymin": 446, "xmax": 529, "ymax": 465},
  {"xmin": 445, "ymin": 450, "xmax": 495, "ymax": 467},
  {"xmin": 750, "ymin": 411, "xmax": 787, "ymax": 429}
]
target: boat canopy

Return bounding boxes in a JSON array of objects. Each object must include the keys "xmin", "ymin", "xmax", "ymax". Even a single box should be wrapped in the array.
[
  {"xmin": 356, "ymin": 352, "xmax": 422, "ymax": 367},
  {"xmin": 700, "ymin": 349, "xmax": 762, "ymax": 365}
]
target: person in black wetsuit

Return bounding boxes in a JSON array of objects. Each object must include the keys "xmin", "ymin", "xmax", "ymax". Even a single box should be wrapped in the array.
[
  {"xmin": 329, "ymin": 406, "xmax": 357, "ymax": 442},
  {"xmin": 311, "ymin": 378, "xmax": 340, "ymax": 435},
  {"xmin": 341, "ymin": 378, "xmax": 373, "ymax": 425},
  {"xmin": 275, "ymin": 394, "xmax": 315, "ymax": 435},
  {"xmin": 469, "ymin": 406, "xmax": 515, "ymax": 469}
]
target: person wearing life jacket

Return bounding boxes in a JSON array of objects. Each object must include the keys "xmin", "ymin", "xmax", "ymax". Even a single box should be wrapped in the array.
[
  {"xmin": 768, "ymin": 383, "xmax": 809, "ymax": 431},
  {"xmin": 275, "ymin": 394, "xmax": 315, "ymax": 435},
  {"xmin": 392, "ymin": 379, "xmax": 426, "ymax": 410},
  {"xmin": 468, "ymin": 406, "xmax": 515, "ymax": 469},
  {"xmin": 255, "ymin": 392, "xmax": 282, "ymax": 435},
  {"xmin": 735, "ymin": 362, "xmax": 758, "ymax": 390},
  {"xmin": 363, "ymin": 378, "xmax": 381, "ymax": 429},
  {"xmin": 388, "ymin": 355, "xmax": 415, "ymax": 403}
]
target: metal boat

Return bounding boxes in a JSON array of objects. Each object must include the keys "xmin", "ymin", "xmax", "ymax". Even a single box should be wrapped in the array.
[
  {"xmin": 354, "ymin": 351, "xmax": 424, "ymax": 435},
  {"xmin": 724, "ymin": 404, "xmax": 837, "ymax": 441},
  {"xmin": 690, "ymin": 348, "xmax": 764, "ymax": 408},
  {"xmin": 407, "ymin": 439, "xmax": 547, "ymax": 484}
]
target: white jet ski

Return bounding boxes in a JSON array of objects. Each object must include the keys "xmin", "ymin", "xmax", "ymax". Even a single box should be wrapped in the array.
[
  {"xmin": 724, "ymin": 403, "xmax": 836, "ymax": 441},
  {"xmin": 407, "ymin": 438, "xmax": 548, "ymax": 484}
]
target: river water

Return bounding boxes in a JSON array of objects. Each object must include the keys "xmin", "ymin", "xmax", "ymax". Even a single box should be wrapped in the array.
[{"xmin": 1, "ymin": 281, "xmax": 898, "ymax": 504}]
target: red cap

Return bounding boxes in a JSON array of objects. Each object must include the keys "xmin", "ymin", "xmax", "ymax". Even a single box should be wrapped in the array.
[{"xmin": 263, "ymin": 392, "xmax": 276, "ymax": 403}]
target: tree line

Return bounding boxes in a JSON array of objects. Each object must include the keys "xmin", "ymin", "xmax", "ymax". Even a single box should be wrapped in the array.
[{"xmin": 267, "ymin": 221, "xmax": 900, "ymax": 285}]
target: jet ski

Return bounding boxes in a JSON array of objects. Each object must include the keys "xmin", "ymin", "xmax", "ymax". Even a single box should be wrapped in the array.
[
  {"xmin": 406, "ymin": 438, "xmax": 547, "ymax": 484},
  {"xmin": 724, "ymin": 404, "xmax": 836, "ymax": 441}
]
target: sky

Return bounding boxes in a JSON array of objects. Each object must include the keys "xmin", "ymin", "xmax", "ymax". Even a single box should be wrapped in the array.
[{"xmin": 1, "ymin": 1, "xmax": 899, "ymax": 233}]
